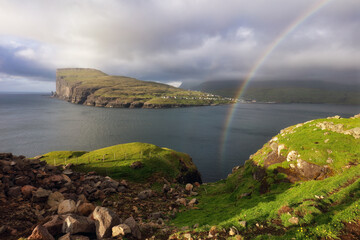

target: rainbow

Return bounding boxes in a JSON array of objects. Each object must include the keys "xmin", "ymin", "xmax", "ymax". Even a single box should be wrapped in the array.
[{"xmin": 220, "ymin": 0, "xmax": 334, "ymax": 161}]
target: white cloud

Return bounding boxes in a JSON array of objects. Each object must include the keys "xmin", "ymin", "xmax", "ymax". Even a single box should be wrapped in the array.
[{"xmin": 166, "ymin": 81, "xmax": 183, "ymax": 88}]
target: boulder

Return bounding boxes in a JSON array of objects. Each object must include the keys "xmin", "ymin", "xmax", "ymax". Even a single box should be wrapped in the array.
[
  {"xmin": 43, "ymin": 215, "xmax": 65, "ymax": 236},
  {"xmin": 138, "ymin": 189, "xmax": 153, "ymax": 200},
  {"xmin": 62, "ymin": 215, "xmax": 95, "ymax": 234},
  {"xmin": 93, "ymin": 206, "xmax": 121, "ymax": 239},
  {"xmin": 58, "ymin": 199, "xmax": 76, "ymax": 214},
  {"xmin": 296, "ymin": 159, "xmax": 330, "ymax": 180},
  {"xmin": 32, "ymin": 187, "xmax": 52, "ymax": 202},
  {"xmin": 77, "ymin": 202, "xmax": 95, "ymax": 216},
  {"xmin": 28, "ymin": 225, "xmax": 55, "ymax": 240},
  {"xmin": 124, "ymin": 216, "xmax": 141, "ymax": 239},
  {"xmin": 112, "ymin": 224, "xmax": 131, "ymax": 237},
  {"xmin": 47, "ymin": 192, "xmax": 65, "ymax": 210}
]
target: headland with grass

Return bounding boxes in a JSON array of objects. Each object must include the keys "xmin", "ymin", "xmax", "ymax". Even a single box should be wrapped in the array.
[
  {"xmin": 54, "ymin": 68, "xmax": 235, "ymax": 108},
  {"xmin": 0, "ymin": 114, "xmax": 359, "ymax": 239}
]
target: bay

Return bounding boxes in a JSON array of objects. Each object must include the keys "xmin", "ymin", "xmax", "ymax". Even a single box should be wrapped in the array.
[{"xmin": 0, "ymin": 93, "xmax": 359, "ymax": 182}]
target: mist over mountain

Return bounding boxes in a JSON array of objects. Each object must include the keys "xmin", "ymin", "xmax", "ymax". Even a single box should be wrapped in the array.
[{"xmin": 182, "ymin": 79, "xmax": 360, "ymax": 104}]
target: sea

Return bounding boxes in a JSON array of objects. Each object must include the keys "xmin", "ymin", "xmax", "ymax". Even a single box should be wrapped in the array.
[{"xmin": 0, "ymin": 93, "xmax": 359, "ymax": 182}]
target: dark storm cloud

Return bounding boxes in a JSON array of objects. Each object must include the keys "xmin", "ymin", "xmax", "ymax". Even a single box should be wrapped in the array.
[
  {"xmin": 0, "ymin": 0, "xmax": 358, "ymax": 91},
  {"xmin": 0, "ymin": 45, "xmax": 54, "ymax": 80}
]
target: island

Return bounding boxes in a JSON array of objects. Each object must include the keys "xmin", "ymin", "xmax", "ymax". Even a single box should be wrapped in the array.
[{"xmin": 54, "ymin": 68, "xmax": 235, "ymax": 108}]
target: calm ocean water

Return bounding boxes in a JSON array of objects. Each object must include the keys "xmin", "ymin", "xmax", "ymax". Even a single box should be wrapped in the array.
[{"xmin": 0, "ymin": 93, "xmax": 359, "ymax": 182}]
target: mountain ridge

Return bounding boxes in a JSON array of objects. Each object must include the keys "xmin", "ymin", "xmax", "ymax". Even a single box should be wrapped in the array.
[{"xmin": 184, "ymin": 79, "xmax": 360, "ymax": 104}]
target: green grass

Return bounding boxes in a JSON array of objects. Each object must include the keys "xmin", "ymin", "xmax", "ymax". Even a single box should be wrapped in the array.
[
  {"xmin": 172, "ymin": 116, "xmax": 360, "ymax": 239},
  {"xmin": 41, "ymin": 142, "xmax": 198, "ymax": 182}
]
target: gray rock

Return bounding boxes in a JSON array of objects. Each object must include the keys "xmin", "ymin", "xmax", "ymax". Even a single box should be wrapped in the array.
[
  {"xmin": 93, "ymin": 206, "xmax": 121, "ymax": 239},
  {"xmin": 43, "ymin": 215, "xmax": 66, "ymax": 236},
  {"xmin": 47, "ymin": 192, "xmax": 64, "ymax": 210},
  {"xmin": 58, "ymin": 199, "xmax": 76, "ymax": 214},
  {"xmin": 62, "ymin": 215, "xmax": 95, "ymax": 234},
  {"xmin": 32, "ymin": 187, "xmax": 52, "ymax": 202},
  {"xmin": 138, "ymin": 189, "xmax": 153, "ymax": 200},
  {"xmin": 124, "ymin": 216, "xmax": 141, "ymax": 239}
]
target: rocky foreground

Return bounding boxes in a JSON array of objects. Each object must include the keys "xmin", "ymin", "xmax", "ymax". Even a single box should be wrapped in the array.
[{"xmin": 0, "ymin": 153, "xmax": 200, "ymax": 240}]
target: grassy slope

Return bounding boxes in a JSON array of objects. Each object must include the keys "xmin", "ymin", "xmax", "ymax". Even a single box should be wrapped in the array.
[
  {"xmin": 57, "ymin": 68, "xmax": 233, "ymax": 106},
  {"xmin": 242, "ymin": 88, "xmax": 360, "ymax": 105},
  {"xmin": 172, "ymin": 116, "xmax": 360, "ymax": 239},
  {"xmin": 40, "ymin": 142, "xmax": 198, "ymax": 182}
]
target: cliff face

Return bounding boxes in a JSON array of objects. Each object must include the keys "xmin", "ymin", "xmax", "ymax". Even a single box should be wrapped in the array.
[
  {"xmin": 54, "ymin": 68, "xmax": 234, "ymax": 108},
  {"xmin": 55, "ymin": 68, "xmax": 102, "ymax": 105}
]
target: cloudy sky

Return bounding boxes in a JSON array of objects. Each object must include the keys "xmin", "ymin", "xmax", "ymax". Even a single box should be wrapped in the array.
[{"xmin": 0, "ymin": 0, "xmax": 358, "ymax": 92}]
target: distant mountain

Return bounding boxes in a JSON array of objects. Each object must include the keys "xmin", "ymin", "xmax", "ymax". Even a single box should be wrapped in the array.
[
  {"xmin": 185, "ymin": 79, "xmax": 360, "ymax": 104},
  {"xmin": 54, "ymin": 68, "xmax": 235, "ymax": 108}
]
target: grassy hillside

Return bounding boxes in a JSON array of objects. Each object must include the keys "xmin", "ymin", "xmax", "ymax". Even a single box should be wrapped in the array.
[
  {"xmin": 55, "ymin": 68, "xmax": 234, "ymax": 107},
  {"xmin": 189, "ymin": 80, "xmax": 360, "ymax": 104},
  {"xmin": 172, "ymin": 114, "xmax": 360, "ymax": 239},
  {"xmin": 40, "ymin": 142, "xmax": 201, "ymax": 183}
]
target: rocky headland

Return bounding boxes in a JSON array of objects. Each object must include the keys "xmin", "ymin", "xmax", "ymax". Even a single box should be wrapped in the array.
[{"xmin": 54, "ymin": 68, "xmax": 234, "ymax": 108}]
